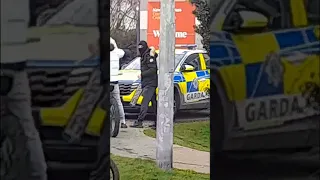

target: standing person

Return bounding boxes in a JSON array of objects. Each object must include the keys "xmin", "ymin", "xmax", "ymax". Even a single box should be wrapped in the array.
[
  {"xmin": 131, "ymin": 41, "xmax": 158, "ymax": 128},
  {"xmin": 1, "ymin": 0, "xmax": 47, "ymax": 179},
  {"xmin": 88, "ymin": 38, "xmax": 127, "ymax": 128},
  {"xmin": 110, "ymin": 38, "xmax": 128, "ymax": 128}
]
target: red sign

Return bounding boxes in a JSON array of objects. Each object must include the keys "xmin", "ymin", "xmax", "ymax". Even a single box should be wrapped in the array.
[{"xmin": 147, "ymin": 1, "xmax": 196, "ymax": 49}]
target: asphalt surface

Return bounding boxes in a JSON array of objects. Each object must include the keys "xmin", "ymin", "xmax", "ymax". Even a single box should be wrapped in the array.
[{"xmin": 125, "ymin": 109, "xmax": 210, "ymax": 122}]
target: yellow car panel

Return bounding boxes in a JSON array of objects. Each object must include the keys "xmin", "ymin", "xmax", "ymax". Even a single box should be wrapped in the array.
[
  {"xmin": 232, "ymin": 33, "xmax": 280, "ymax": 64},
  {"xmin": 290, "ymin": 0, "xmax": 308, "ymax": 27},
  {"xmin": 182, "ymin": 71, "xmax": 198, "ymax": 82},
  {"xmin": 283, "ymin": 55, "xmax": 319, "ymax": 95},
  {"xmin": 40, "ymin": 89, "xmax": 84, "ymax": 126},
  {"xmin": 199, "ymin": 53, "xmax": 207, "ymax": 70},
  {"xmin": 210, "ymin": 0, "xmax": 319, "ymax": 130},
  {"xmin": 177, "ymin": 82, "xmax": 188, "ymax": 95},
  {"xmin": 219, "ymin": 64, "xmax": 246, "ymax": 101},
  {"xmin": 40, "ymin": 88, "xmax": 106, "ymax": 136}
]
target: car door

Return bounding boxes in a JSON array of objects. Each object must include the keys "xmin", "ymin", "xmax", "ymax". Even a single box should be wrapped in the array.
[
  {"xmin": 221, "ymin": 0, "xmax": 294, "ymax": 130},
  {"xmin": 198, "ymin": 53, "xmax": 210, "ymax": 98},
  {"xmin": 277, "ymin": 0, "xmax": 320, "ymax": 118},
  {"xmin": 235, "ymin": 0, "xmax": 319, "ymax": 130},
  {"xmin": 209, "ymin": 0, "xmax": 318, "ymax": 130},
  {"xmin": 180, "ymin": 53, "xmax": 209, "ymax": 104}
]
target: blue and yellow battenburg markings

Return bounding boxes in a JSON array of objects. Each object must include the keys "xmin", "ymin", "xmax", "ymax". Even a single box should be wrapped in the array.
[
  {"xmin": 173, "ymin": 72, "xmax": 185, "ymax": 83},
  {"xmin": 245, "ymin": 63, "xmax": 284, "ymax": 98},
  {"xmin": 174, "ymin": 70, "xmax": 210, "ymax": 93},
  {"xmin": 210, "ymin": 26, "xmax": 320, "ymax": 100}
]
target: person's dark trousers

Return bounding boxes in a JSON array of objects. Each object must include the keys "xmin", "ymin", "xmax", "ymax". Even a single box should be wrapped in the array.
[
  {"xmin": 133, "ymin": 86, "xmax": 157, "ymax": 127},
  {"xmin": 148, "ymin": 90, "xmax": 157, "ymax": 128}
]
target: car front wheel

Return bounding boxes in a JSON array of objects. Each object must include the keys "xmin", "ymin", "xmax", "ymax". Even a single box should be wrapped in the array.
[
  {"xmin": 110, "ymin": 96, "xmax": 120, "ymax": 138},
  {"xmin": 173, "ymin": 91, "xmax": 180, "ymax": 120}
]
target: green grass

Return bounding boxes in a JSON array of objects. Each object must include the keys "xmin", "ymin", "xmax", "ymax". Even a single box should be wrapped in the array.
[
  {"xmin": 112, "ymin": 155, "xmax": 210, "ymax": 180},
  {"xmin": 144, "ymin": 121, "xmax": 210, "ymax": 152}
]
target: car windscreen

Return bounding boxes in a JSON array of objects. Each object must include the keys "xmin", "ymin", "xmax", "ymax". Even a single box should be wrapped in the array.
[{"xmin": 124, "ymin": 53, "xmax": 185, "ymax": 70}]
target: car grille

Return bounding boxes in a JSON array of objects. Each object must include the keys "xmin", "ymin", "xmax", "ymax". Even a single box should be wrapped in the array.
[
  {"xmin": 119, "ymin": 83, "xmax": 138, "ymax": 96},
  {"xmin": 28, "ymin": 68, "xmax": 94, "ymax": 107}
]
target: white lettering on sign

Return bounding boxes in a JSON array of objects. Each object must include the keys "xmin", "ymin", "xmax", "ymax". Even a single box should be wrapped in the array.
[
  {"xmin": 152, "ymin": 8, "xmax": 182, "ymax": 13},
  {"xmin": 184, "ymin": 91, "xmax": 210, "ymax": 103},
  {"xmin": 153, "ymin": 30, "xmax": 160, "ymax": 37},
  {"xmin": 236, "ymin": 94, "xmax": 319, "ymax": 130},
  {"xmin": 176, "ymin": 32, "xmax": 188, "ymax": 38},
  {"xmin": 152, "ymin": 30, "xmax": 187, "ymax": 38}
]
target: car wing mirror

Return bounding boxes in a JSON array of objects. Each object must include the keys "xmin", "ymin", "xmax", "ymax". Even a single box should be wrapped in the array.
[{"xmin": 181, "ymin": 64, "xmax": 195, "ymax": 72}]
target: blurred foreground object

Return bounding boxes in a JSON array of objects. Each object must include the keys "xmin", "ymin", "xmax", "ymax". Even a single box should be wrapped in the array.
[{"xmin": 156, "ymin": 0, "xmax": 175, "ymax": 171}]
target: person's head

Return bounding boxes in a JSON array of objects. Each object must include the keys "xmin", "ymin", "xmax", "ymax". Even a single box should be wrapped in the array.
[
  {"xmin": 110, "ymin": 38, "xmax": 125, "ymax": 58},
  {"xmin": 138, "ymin": 40, "xmax": 149, "ymax": 55}
]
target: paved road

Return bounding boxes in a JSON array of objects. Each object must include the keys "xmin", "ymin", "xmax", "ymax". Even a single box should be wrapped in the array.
[{"xmin": 126, "ymin": 109, "xmax": 210, "ymax": 122}]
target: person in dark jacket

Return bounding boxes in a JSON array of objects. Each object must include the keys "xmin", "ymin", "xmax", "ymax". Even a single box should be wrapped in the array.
[{"xmin": 131, "ymin": 41, "xmax": 158, "ymax": 128}]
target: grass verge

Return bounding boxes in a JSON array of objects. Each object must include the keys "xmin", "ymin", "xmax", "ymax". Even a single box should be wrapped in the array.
[
  {"xmin": 112, "ymin": 155, "xmax": 210, "ymax": 180},
  {"xmin": 143, "ymin": 121, "xmax": 210, "ymax": 152}
]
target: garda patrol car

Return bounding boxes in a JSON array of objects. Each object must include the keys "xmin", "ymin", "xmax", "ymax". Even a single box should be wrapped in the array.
[
  {"xmin": 25, "ymin": 25, "xmax": 113, "ymax": 174},
  {"xmin": 209, "ymin": 0, "xmax": 319, "ymax": 153},
  {"xmin": 118, "ymin": 48, "xmax": 210, "ymax": 115}
]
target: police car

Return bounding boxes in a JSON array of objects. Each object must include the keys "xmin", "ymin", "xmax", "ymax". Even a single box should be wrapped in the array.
[
  {"xmin": 118, "ymin": 47, "xmax": 210, "ymax": 116},
  {"xmin": 209, "ymin": 0, "xmax": 319, "ymax": 153}
]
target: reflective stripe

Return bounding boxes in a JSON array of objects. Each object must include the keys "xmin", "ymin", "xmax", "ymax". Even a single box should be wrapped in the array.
[
  {"xmin": 199, "ymin": 53, "xmax": 206, "ymax": 70},
  {"xmin": 290, "ymin": 0, "xmax": 308, "ymax": 27}
]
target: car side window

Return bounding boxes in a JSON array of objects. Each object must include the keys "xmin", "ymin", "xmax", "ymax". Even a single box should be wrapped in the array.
[
  {"xmin": 305, "ymin": 0, "xmax": 320, "ymax": 25},
  {"xmin": 203, "ymin": 53, "xmax": 210, "ymax": 69},
  {"xmin": 183, "ymin": 53, "xmax": 201, "ymax": 71}
]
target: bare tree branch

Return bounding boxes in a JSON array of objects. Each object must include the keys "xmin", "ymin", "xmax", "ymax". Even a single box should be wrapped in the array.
[{"xmin": 110, "ymin": 0, "xmax": 139, "ymax": 53}]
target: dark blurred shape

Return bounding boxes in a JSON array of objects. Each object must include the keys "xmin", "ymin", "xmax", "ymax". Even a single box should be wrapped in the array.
[
  {"xmin": 29, "ymin": 0, "xmax": 70, "ymax": 26},
  {"xmin": 110, "ymin": 43, "xmax": 115, "ymax": 51},
  {"xmin": 0, "ymin": 75, "xmax": 13, "ymax": 96},
  {"xmin": 29, "ymin": 0, "xmax": 97, "ymax": 26},
  {"xmin": 120, "ymin": 49, "xmax": 134, "ymax": 68}
]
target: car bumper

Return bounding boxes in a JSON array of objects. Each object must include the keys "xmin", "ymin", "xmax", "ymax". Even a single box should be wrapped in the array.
[
  {"xmin": 43, "ymin": 135, "xmax": 98, "ymax": 172},
  {"xmin": 225, "ymin": 116, "xmax": 320, "ymax": 151},
  {"xmin": 122, "ymin": 101, "xmax": 155, "ymax": 115}
]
